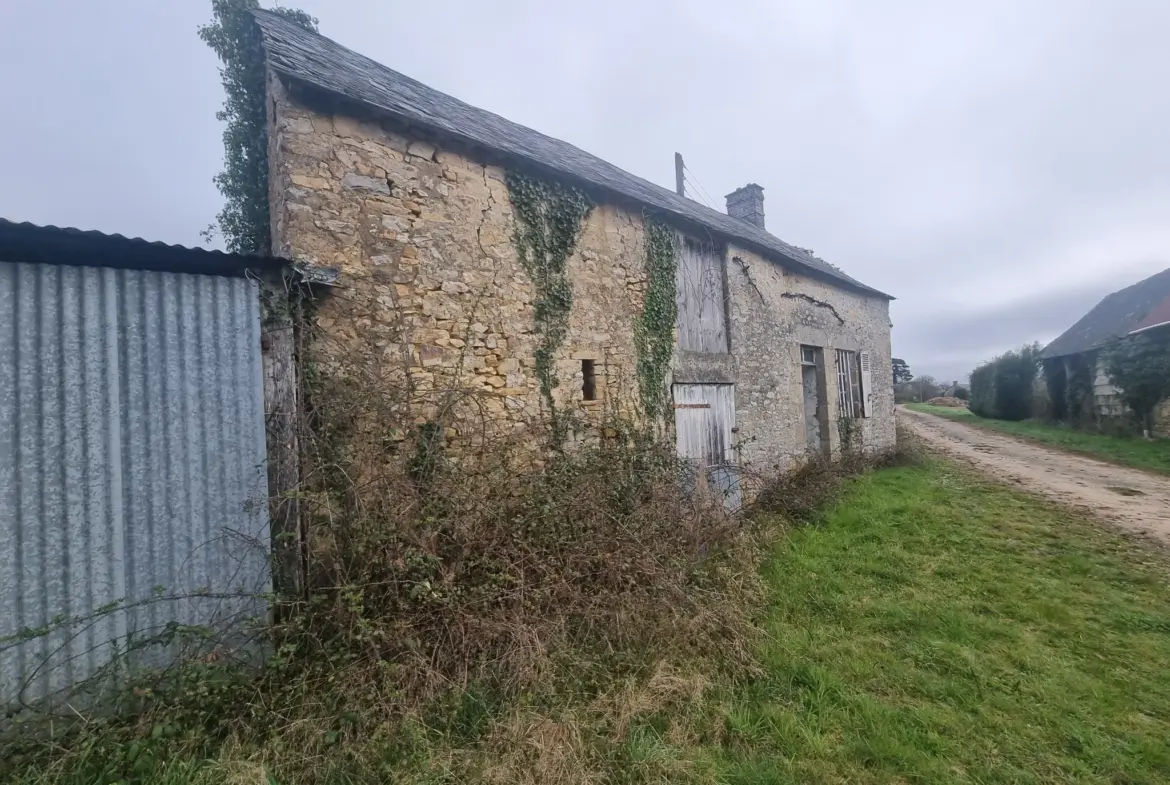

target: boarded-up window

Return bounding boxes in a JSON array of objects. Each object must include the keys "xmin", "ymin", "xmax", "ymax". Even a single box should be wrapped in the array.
[{"xmin": 675, "ymin": 239, "xmax": 728, "ymax": 353}]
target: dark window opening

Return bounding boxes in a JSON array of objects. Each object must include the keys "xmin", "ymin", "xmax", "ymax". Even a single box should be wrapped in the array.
[{"xmin": 582, "ymin": 359, "xmax": 597, "ymax": 400}]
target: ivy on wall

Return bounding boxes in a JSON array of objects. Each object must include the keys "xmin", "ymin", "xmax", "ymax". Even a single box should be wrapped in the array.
[
  {"xmin": 200, "ymin": 0, "xmax": 317, "ymax": 255},
  {"xmin": 635, "ymin": 218, "xmax": 679, "ymax": 422},
  {"xmin": 1103, "ymin": 330, "xmax": 1170, "ymax": 433},
  {"xmin": 1065, "ymin": 353, "xmax": 1096, "ymax": 426},
  {"xmin": 1042, "ymin": 357, "xmax": 1068, "ymax": 422},
  {"xmin": 504, "ymin": 172, "xmax": 593, "ymax": 431}
]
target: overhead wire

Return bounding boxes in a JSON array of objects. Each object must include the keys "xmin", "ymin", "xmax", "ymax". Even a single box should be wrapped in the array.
[
  {"xmin": 682, "ymin": 165, "xmax": 719, "ymax": 211},
  {"xmin": 683, "ymin": 176, "xmax": 715, "ymax": 210}
]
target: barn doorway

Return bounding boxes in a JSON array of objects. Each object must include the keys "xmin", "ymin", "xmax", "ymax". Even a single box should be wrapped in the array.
[
  {"xmin": 800, "ymin": 345, "xmax": 830, "ymax": 458},
  {"xmin": 672, "ymin": 383, "xmax": 741, "ymax": 510}
]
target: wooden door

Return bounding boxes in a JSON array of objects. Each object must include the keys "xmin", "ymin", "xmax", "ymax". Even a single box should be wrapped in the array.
[{"xmin": 673, "ymin": 384, "xmax": 741, "ymax": 509}]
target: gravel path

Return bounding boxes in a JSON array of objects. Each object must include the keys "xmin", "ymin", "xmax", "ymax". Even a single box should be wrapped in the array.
[{"xmin": 899, "ymin": 406, "xmax": 1170, "ymax": 542}]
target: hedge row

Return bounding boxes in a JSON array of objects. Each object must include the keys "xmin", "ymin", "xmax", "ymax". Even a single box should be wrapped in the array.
[{"xmin": 969, "ymin": 344, "xmax": 1042, "ymax": 421}]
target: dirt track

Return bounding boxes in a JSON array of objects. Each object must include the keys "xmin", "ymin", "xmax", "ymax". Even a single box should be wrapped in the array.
[{"xmin": 898, "ymin": 407, "xmax": 1170, "ymax": 542}]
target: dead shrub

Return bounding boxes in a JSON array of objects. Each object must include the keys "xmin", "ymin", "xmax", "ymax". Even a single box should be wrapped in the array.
[
  {"xmin": 177, "ymin": 335, "xmax": 765, "ymax": 782},
  {"xmin": 288, "ymin": 391, "xmax": 759, "ymax": 698}
]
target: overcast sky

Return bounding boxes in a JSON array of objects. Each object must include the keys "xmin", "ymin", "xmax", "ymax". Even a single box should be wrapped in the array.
[{"xmin": 3, "ymin": 0, "xmax": 1168, "ymax": 382}]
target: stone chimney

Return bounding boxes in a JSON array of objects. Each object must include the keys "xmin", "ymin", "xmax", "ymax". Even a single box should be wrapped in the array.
[{"xmin": 725, "ymin": 183, "xmax": 765, "ymax": 229}]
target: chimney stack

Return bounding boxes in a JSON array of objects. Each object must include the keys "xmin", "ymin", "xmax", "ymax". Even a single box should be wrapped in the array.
[{"xmin": 726, "ymin": 183, "xmax": 765, "ymax": 229}]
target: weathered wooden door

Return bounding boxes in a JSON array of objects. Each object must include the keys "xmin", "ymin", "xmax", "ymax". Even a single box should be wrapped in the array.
[
  {"xmin": 802, "ymin": 365, "xmax": 822, "ymax": 452},
  {"xmin": 673, "ymin": 384, "xmax": 741, "ymax": 509}
]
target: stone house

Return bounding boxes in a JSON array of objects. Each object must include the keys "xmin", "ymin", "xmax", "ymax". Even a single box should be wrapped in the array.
[
  {"xmin": 1043, "ymin": 267, "xmax": 1170, "ymax": 435},
  {"xmin": 253, "ymin": 11, "xmax": 896, "ymax": 489}
]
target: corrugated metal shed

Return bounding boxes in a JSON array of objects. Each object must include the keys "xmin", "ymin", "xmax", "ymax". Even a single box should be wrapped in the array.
[{"xmin": 0, "ymin": 248, "xmax": 272, "ymax": 708}]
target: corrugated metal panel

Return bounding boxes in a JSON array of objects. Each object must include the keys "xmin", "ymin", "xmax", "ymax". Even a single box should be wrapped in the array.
[
  {"xmin": 0, "ymin": 261, "xmax": 270, "ymax": 709},
  {"xmin": 675, "ymin": 239, "xmax": 728, "ymax": 354}
]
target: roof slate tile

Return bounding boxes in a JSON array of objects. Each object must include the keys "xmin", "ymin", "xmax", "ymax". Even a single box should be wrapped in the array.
[{"xmin": 253, "ymin": 10, "xmax": 891, "ymax": 300}]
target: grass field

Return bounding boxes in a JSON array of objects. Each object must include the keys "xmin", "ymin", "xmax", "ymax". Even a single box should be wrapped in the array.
[
  {"xmin": 713, "ymin": 461, "xmax": 1170, "ymax": 783},
  {"xmin": 904, "ymin": 402, "xmax": 1170, "ymax": 475}
]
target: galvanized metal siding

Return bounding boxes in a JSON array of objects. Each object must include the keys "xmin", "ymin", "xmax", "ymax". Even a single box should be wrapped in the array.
[
  {"xmin": 0, "ymin": 261, "xmax": 270, "ymax": 707},
  {"xmin": 675, "ymin": 240, "xmax": 728, "ymax": 354}
]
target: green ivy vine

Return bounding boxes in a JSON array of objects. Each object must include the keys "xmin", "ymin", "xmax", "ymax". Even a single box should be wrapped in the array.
[
  {"xmin": 200, "ymin": 0, "xmax": 317, "ymax": 254},
  {"xmin": 504, "ymin": 172, "xmax": 593, "ymax": 430},
  {"xmin": 635, "ymin": 219, "xmax": 678, "ymax": 422}
]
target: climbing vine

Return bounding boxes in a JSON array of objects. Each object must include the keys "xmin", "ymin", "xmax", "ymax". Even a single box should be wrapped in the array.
[
  {"xmin": 635, "ymin": 218, "xmax": 679, "ymax": 422},
  {"xmin": 504, "ymin": 172, "xmax": 593, "ymax": 431},
  {"xmin": 199, "ymin": 0, "xmax": 317, "ymax": 254},
  {"xmin": 1065, "ymin": 352, "xmax": 1097, "ymax": 426},
  {"xmin": 1103, "ymin": 330, "xmax": 1170, "ymax": 433},
  {"xmin": 1042, "ymin": 357, "xmax": 1068, "ymax": 422}
]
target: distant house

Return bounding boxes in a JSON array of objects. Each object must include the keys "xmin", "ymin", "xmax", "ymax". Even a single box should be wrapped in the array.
[
  {"xmin": 1042, "ymin": 267, "xmax": 1170, "ymax": 433},
  {"xmin": 251, "ymin": 10, "xmax": 896, "ymax": 486}
]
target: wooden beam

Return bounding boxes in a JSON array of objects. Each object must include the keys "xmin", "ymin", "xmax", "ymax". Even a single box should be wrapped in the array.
[{"xmin": 261, "ymin": 278, "xmax": 306, "ymax": 605}]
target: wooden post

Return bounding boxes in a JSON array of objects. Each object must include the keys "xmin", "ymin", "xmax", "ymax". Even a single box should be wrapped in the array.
[
  {"xmin": 261, "ymin": 275, "xmax": 305, "ymax": 605},
  {"xmin": 675, "ymin": 152, "xmax": 685, "ymax": 197}
]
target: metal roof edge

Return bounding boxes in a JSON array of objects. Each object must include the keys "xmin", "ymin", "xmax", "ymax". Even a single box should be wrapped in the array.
[{"xmin": 0, "ymin": 219, "xmax": 288, "ymax": 278}]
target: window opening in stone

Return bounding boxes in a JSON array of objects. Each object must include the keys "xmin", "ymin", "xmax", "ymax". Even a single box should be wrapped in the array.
[{"xmin": 582, "ymin": 359, "xmax": 597, "ymax": 400}]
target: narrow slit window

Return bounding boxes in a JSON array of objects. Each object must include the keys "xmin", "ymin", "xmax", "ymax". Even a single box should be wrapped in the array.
[{"xmin": 581, "ymin": 359, "xmax": 597, "ymax": 400}]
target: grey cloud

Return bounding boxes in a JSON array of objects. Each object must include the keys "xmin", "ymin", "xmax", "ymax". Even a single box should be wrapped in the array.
[{"xmin": 892, "ymin": 280, "xmax": 1117, "ymax": 382}]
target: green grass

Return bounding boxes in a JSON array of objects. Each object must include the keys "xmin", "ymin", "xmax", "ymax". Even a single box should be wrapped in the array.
[
  {"xmin": 712, "ymin": 461, "xmax": 1170, "ymax": 784},
  {"xmin": 905, "ymin": 402, "xmax": 1170, "ymax": 475}
]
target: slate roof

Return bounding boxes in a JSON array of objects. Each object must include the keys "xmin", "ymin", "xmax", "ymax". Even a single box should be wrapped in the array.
[
  {"xmin": 0, "ymin": 219, "xmax": 285, "ymax": 278},
  {"xmin": 1132, "ymin": 292, "xmax": 1170, "ymax": 334},
  {"xmin": 1043, "ymin": 267, "xmax": 1170, "ymax": 358},
  {"xmin": 253, "ymin": 10, "xmax": 891, "ymax": 300}
]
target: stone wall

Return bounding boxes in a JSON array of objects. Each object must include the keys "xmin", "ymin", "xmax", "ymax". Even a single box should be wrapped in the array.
[
  {"xmin": 266, "ymin": 74, "xmax": 895, "ymax": 461},
  {"xmin": 722, "ymin": 245, "xmax": 895, "ymax": 467},
  {"xmin": 267, "ymin": 79, "xmax": 647, "ymax": 447}
]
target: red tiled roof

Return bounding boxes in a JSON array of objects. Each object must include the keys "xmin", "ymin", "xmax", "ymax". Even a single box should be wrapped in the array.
[{"xmin": 1131, "ymin": 294, "xmax": 1170, "ymax": 333}]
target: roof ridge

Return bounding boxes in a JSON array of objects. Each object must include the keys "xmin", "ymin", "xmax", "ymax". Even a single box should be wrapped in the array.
[
  {"xmin": 252, "ymin": 10, "xmax": 892, "ymax": 300},
  {"xmin": 1043, "ymin": 265, "xmax": 1170, "ymax": 358}
]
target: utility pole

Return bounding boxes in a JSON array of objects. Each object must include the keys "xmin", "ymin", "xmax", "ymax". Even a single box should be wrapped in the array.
[{"xmin": 675, "ymin": 152, "xmax": 685, "ymax": 197}]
